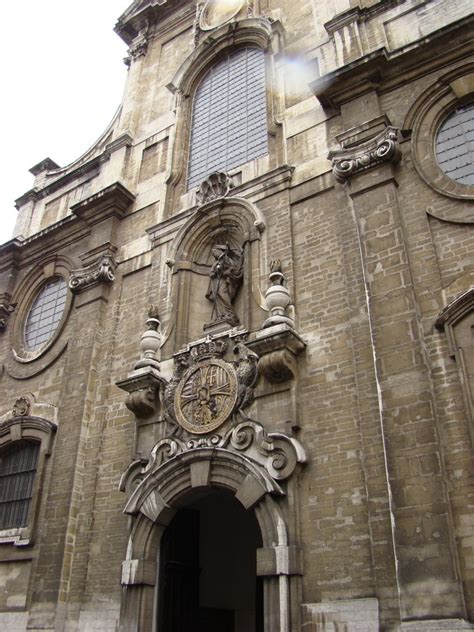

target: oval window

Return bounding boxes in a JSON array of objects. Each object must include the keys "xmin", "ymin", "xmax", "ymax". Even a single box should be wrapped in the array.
[
  {"xmin": 24, "ymin": 277, "xmax": 68, "ymax": 351},
  {"xmin": 436, "ymin": 102, "xmax": 474, "ymax": 186}
]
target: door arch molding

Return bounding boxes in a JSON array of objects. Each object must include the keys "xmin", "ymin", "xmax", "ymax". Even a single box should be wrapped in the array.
[{"xmin": 119, "ymin": 447, "xmax": 301, "ymax": 632}]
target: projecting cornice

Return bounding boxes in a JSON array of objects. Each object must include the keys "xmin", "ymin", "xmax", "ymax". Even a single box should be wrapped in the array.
[
  {"xmin": 311, "ymin": 14, "xmax": 474, "ymax": 111},
  {"xmin": 115, "ymin": 0, "xmax": 193, "ymax": 45}
]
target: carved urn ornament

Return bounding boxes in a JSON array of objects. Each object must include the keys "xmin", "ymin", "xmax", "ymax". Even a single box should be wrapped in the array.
[
  {"xmin": 134, "ymin": 306, "xmax": 161, "ymax": 371},
  {"xmin": 115, "ymin": 306, "xmax": 166, "ymax": 418},
  {"xmin": 263, "ymin": 260, "xmax": 295, "ymax": 328}
]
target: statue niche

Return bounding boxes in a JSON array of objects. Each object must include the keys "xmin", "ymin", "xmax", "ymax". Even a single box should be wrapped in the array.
[
  {"xmin": 205, "ymin": 243, "xmax": 244, "ymax": 329},
  {"xmin": 163, "ymin": 198, "xmax": 266, "ymax": 352}
]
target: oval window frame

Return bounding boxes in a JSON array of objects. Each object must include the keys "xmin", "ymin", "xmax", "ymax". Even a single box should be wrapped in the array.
[
  {"xmin": 408, "ymin": 66, "xmax": 474, "ymax": 201},
  {"xmin": 10, "ymin": 260, "xmax": 73, "ymax": 364}
]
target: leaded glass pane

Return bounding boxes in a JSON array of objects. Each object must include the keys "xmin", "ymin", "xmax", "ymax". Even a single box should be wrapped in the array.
[
  {"xmin": 187, "ymin": 47, "xmax": 268, "ymax": 189},
  {"xmin": 24, "ymin": 277, "xmax": 68, "ymax": 351},
  {"xmin": 436, "ymin": 102, "xmax": 474, "ymax": 186},
  {"xmin": 0, "ymin": 441, "xmax": 39, "ymax": 529}
]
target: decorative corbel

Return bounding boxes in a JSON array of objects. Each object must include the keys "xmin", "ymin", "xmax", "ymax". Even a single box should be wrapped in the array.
[
  {"xmin": 124, "ymin": 21, "xmax": 150, "ymax": 67},
  {"xmin": 116, "ymin": 306, "xmax": 167, "ymax": 418},
  {"xmin": 69, "ymin": 254, "xmax": 116, "ymax": 294},
  {"xmin": 0, "ymin": 294, "xmax": 15, "ymax": 332},
  {"xmin": 329, "ymin": 125, "xmax": 401, "ymax": 183}
]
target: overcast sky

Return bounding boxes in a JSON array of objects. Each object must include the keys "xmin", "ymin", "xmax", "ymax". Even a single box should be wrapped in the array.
[{"xmin": 0, "ymin": 1, "xmax": 133, "ymax": 245}]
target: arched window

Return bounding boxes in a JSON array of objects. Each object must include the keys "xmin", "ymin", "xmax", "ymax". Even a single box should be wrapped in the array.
[
  {"xmin": 187, "ymin": 47, "xmax": 268, "ymax": 189},
  {"xmin": 0, "ymin": 440, "xmax": 40, "ymax": 530}
]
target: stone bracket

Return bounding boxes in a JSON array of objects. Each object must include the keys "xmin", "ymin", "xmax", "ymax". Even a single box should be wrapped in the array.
[
  {"xmin": 250, "ymin": 324, "xmax": 305, "ymax": 383},
  {"xmin": 328, "ymin": 124, "xmax": 401, "ymax": 183},
  {"xmin": 69, "ymin": 253, "xmax": 116, "ymax": 294},
  {"xmin": 116, "ymin": 367, "xmax": 167, "ymax": 418}
]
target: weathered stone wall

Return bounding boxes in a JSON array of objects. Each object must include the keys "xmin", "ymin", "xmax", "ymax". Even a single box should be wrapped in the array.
[{"xmin": 1, "ymin": 0, "xmax": 473, "ymax": 630}]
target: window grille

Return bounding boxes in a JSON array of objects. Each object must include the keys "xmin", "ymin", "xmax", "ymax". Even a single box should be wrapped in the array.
[
  {"xmin": 436, "ymin": 102, "xmax": 474, "ymax": 186},
  {"xmin": 187, "ymin": 47, "xmax": 268, "ymax": 189},
  {"xmin": 24, "ymin": 277, "xmax": 68, "ymax": 351},
  {"xmin": 0, "ymin": 441, "xmax": 40, "ymax": 530}
]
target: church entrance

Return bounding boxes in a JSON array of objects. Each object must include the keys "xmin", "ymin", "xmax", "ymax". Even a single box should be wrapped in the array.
[{"xmin": 157, "ymin": 488, "xmax": 263, "ymax": 632}]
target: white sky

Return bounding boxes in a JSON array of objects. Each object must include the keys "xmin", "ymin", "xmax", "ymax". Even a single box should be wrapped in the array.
[{"xmin": 0, "ymin": 1, "xmax": 133, "ymax": 245}]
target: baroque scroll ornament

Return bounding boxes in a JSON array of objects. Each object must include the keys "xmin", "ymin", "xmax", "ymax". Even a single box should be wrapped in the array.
[
  {"xmin": 142, "ymin": 419, "xmax": 306, "ymax": 482},
  {"xmin": 69, "ymin": 254, "xmax": 116, "ymax": 294},
  {"xmin": 330, "ymin": 126, "xmax": 401, "ymax": 183}
]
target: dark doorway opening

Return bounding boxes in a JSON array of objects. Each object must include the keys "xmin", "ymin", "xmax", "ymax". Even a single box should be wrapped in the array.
[{"xmin": 157, "ymin": 488, "xmax": 263, "ymax": 632}]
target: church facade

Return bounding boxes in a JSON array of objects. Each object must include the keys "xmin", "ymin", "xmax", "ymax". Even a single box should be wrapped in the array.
[{"xmin": 0, "ymin": 1, "xmax": 474, "ymax": 630}]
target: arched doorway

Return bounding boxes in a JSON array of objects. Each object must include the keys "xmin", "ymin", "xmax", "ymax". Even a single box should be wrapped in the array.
[{"xmin": 157, "ymin": 488, "xmax": 263, "ymax": 632}]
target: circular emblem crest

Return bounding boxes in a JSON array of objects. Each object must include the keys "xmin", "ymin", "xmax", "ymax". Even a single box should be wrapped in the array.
[
  {"xmin": 199, "ymin": 0, "xmax": 245, "ymax": 31},
  {"xmin": 174, "ymin": 359, "xmax": 238, "ymax": 434}
]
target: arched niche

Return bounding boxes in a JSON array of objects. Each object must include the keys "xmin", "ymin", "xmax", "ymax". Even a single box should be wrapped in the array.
[
  {"xmin": 119, "ymin": 447, "xmax": 301, "ymax": 632},
  {"xmin": 163, "ymin": 17, "xmax": 285, "ymax": 216},
  {"xmin": 162, "ymin": 197, "xmax": 267, "ymax": 352}
]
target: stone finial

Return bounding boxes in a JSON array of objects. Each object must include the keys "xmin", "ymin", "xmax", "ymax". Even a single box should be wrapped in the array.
[
  {"xmin": 134, "ymin": 307, "xmax": 162, "ymax": 372},
  {"xmin": 263, "ymin": 261, "xmax": 295, "ymax": 328}
]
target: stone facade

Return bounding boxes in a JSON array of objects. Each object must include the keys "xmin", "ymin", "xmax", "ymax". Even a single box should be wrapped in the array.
[{"xmin": 0, "ymin": 1, "xmax": 473, "ymax": 630}]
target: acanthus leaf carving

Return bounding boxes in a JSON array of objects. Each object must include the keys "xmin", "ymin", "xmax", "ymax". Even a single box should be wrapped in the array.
[{"xmin": 329, "ymin": 126, "xmax": 401, "ymax": 183}]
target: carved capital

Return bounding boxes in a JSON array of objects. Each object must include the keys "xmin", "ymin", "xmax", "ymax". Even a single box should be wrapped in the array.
[
  {"xmin": 69, "ymin": 254, "xmax": 116, "ymax": 294},
  {"xmin": 329, "ymin": 126, "xmax": 401, "ymax": 183}
]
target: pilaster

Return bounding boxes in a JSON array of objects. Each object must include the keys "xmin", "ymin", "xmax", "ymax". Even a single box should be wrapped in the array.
[{"xmin": 331, "ymin": 117, "xmax": 466, "ymax": 622}]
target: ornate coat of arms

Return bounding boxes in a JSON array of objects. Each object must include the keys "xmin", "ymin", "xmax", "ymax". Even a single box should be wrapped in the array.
[{"xmin": 167, "ymin": 336, "xmax": 258, "ymax": 435}]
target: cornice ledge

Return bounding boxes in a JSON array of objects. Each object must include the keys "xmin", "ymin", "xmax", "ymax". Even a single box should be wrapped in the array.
[
  {"xmin": 115, "ymin": 0, "xmax": 193, "ymax": 46},
  {"xmin": 15, "ymin": 153, "xmax": 109, "ymax": 208},
  {"xmin": 312, "ymin": 14, "xmax": 474, "ymax": 111},
  {"xmin": 328, "ymin": 126, "xmax": 401, "ymax": 183},
  {"xmin": 71, "ymin": 181, "xmax": 135, "ymax": 225},
  {"xmin": 0, "ymin": 238, "xmax": 25, "ymax": 263}
]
